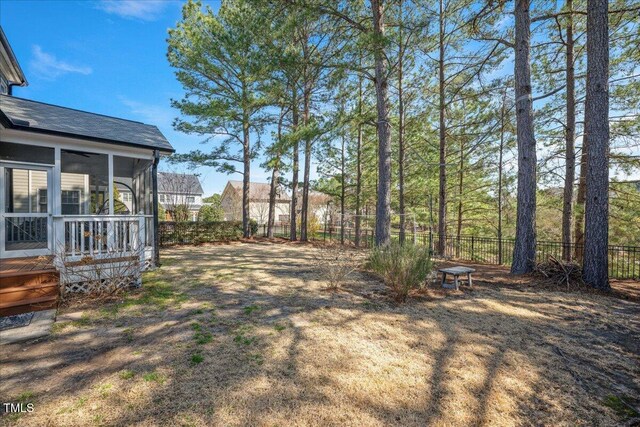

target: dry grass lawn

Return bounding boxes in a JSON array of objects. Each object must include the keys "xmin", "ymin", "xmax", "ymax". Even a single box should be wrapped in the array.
[{"xmin": 1, "ymin": 241, "xmax": 639, "ymax": 426}]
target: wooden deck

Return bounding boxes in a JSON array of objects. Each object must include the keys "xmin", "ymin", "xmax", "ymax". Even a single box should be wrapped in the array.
[
  {"xmin": 0, "ymin": 255, "xmax": 55, "ymax": 273},
  {"xmin": 0, "ymin": 256, "xmax": 59, "ymax": 317}
]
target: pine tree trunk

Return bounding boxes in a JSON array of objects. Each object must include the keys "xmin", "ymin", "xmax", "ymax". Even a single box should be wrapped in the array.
[
  {"xmin": 511, "ymin": 0, "xmax": 537, "ymax": 274},
  {"xmin": 341, "ymin": 134, "xmax": 346, "ymax": 245},
  {"xmin": 301, "ymin": 84, "xmax": 311, "ymax": 241},
  {"xmin": 498, "ymin": 88, "xmax": 507, "ymax": 264},
  {"xmin": 437, "ymin": 0, "xmax": 447, "ymax": 256},
  {"xmin": 268, "ymin": 167, "xmax": 278, "ymax": 238},
  {"xmin": 398, "ymin": 0, "xmax": 406, "ymax": 245},
  {"xmin": 562, "ymin": 0, "xmax": 576, "ymax": 261},
  {"xmin": 371, "ymin": 0, "xmax": 391, "ymax": 247},
  {"xmin": 583, "ymin": 0, "xmax": 610, "ymax": 290},
  {"xmin": 457, "ymin": 140, "xmax": 464, "ymax": 247},
  {"xmin": 574, "ymin": 136, "xmax": 588, "ymax": 260},
  {"xmin": 355, "ymin": 77, "xmax": 363, "ymax": 247},
  {"xmin": 242, "ymin": 121, "xmax": 251, "ymax": 238},
  {"xmin": 290, "ymin": 89, "xmax": 299, "ymax": 241},
  {"xmin": 268, "ymin": 110, "xmax": 285, "ymax": 239}
]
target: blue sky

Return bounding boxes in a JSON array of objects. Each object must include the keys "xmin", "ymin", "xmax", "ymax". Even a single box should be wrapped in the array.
[{"xmin": 0, "ymin": 0, "xmax": 279, "ymax": 197}]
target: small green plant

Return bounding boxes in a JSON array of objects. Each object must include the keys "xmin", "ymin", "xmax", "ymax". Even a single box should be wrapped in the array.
[
  {"xmin": 51, "ymin": 322, "xmax": 71, "ymax": 334},
  {"xmin": 119, "ymin": 370, "xmax": 135, "ymax": 380},
  {"xmin": 97, "ymin": 383, "xmax": 112, "ymax": 398},
  {"xmin": 142, "ymin": 372, "xmax": 165, "ymax": 384},
  {"xmin": 122, "ymin": 327, "xmax": 134, "ymax": 342},
  {"xmin": 191, "ymin": 353, "xmax": 204, "ymax": 365},
  {"xmin": 273, "ymin": 323, "xmax": 286, "ymax": 332},
  {"xmin": 194, "ymin": 331, "xmax": 213, "ymax": 345},
  {"xmin": 233, "ymin": 325, "xmax": 257, "ymax": 346},
  {"xmin": 16, "ymin": 391, "xmax": 34, "ymax": 403},
  {"xmin": 603, "ymin": 395, "xmax": 639, "ymax": 418},
  {"xmin": 367, "ymin": 243, "xmax": 433, "ymax": 302},
  {"xmin": 243, "ymin": 305, "xmax": 260, "ymax": 315},
  {"xmin": 191, "ymin": 322, "xmax": 202, "ymax": 331},
  {"xmin": 247, "ymin": 353, "xmax": 264, "ymax": 365}
]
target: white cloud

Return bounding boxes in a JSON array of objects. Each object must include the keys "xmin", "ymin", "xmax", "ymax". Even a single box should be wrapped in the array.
[
  {"xmin": 119, "ymin": 96, "xmax": 175, "ymax": 126},
  {"xmin": 96, "ymin": 0, "xmax": 169, "ymax": 21},
  {"xmin": 30, "ymin": 45, "xmax": 92, "ymax": 80}
]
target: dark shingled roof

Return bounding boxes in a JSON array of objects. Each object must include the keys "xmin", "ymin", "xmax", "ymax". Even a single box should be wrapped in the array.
[
  {"xmin": 0, "ymin": 95, "xmax": 174, "ymax": 153},
  {"xmin": 158, "ymin": 172, "xmax": 204, "ymax": 195}
]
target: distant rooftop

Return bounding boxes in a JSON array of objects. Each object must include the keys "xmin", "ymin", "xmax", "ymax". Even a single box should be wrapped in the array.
[
  {"xmin": 227, "ymin": 180, "xmax": 290, "ymax": 201},
  {"xmin": 0, "ymin": 95, "xmax": 174, "ymax": 153},
  {"xmin": 158, "ymin": 172, "xmax": 204, "ymax": 195}
]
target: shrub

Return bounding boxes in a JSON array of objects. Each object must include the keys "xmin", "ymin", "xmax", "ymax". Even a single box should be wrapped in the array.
[
  {"xmin": 158, "ymin": 221, "xmax": 243, "ymax": 246},
  {"xmin": 315, "ymin": 245, "xmax": 361, "ymax": 290},
  {"xmin": 367, "ymin": 243, "xmax": 432, "ymax": 302},
  {"xmin": 249, "ymin": 219, "xmax": 258, "ymax": 236},
  {"xmin": 198, "ymin": 204, "xmax": 224, "ymax": 222}
]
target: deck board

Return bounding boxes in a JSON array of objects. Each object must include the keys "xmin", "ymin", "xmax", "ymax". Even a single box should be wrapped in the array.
[{"xmin": 0, "ymin": 256, "xmax": 55, "ymax": 273}]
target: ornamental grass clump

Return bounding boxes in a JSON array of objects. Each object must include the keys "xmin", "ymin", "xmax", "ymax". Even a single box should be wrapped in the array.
[{"xmin": 367, "ymin": 243, "xmax": 433, "ymax": 302}]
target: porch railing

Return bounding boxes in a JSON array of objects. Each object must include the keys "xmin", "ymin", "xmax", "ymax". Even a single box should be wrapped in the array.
[
  {"xmin": 53, "ymin": 215, "xmax": 151, "ymax": 260},
  {"xmin": 4, "ymin": 215, "xmax": 48, "ymax": 250}
]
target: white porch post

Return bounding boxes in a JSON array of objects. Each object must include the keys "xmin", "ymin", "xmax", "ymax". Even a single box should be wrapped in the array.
[
  {"xmin": 53, "ymin": 147, "xmax": 63, "ymax": 255},
  {"xmin": 107, "ymin": 154, "xmax": 115, "ymax": 251},
  {"xmin": 53, "ymin": 147, "xmax": 61, "ymax": 216},
  {"xmin": 108, "ymin": 154, "xmax": 114, "ymax": 215},
  {"xmin": 138, "ymin": 215, "xmax": 145, "ymax": 267}
]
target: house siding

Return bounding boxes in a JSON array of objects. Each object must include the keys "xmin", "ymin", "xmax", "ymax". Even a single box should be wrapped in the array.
[{"xmin": 9, "ymin": 170, "xmax": 90, "ymax": 214}]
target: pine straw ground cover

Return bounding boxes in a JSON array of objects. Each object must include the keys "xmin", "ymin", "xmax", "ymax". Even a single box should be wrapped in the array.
[{"xmin": 1, "ymin": 242, "xmax": 639, "ymax": 426}]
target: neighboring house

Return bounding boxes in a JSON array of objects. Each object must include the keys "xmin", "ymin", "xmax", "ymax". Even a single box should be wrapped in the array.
[
  {"xmin": 0, "ymin": 27, "xmax": 174, "ymax": 315},
  {"xmin": 300, "ymin": 190, "xmax": 332, "ymax": 224},
  {"xmin": 221, "ymin": 180, "xmax": 290, "ymax": 225},
  {"xmin": 220, "ymin": 180, "xmax": 332, "ymax": 226},
  {"xmin": 120, "ymin": 172, "xmax": 205, "ymax": 221},
  {"xmin": 158, "ymin": 172, "xmax": 205, "ymax": 221}
]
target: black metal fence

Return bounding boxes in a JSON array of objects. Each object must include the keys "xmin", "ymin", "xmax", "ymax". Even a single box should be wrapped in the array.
[{"xmin": 263, "ymin": 224, "xmax": 639, "ymax": 280}]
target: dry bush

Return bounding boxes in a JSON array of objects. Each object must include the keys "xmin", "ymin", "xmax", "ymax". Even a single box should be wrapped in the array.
[
  {"xmin": 367, "ymin": 243, "xmax": 433, "ymax": 302},
  {"xmin": 533, "ymin": 256, "xmax": 584, "ymax": 289},
  {"xmin": 315, "ymin": 245, "xmax": 361, "ymax": 290},
  {"xmin": 57, "ymin": 246, "xmax": 143, "ymax": 301}
]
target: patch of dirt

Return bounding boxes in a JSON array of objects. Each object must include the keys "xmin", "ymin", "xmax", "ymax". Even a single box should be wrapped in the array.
[{"xmin": 1, "ymin": 243, "xmax": 639, "ymax": 426}]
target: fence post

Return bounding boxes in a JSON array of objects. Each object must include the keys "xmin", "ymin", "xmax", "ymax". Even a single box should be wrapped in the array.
[{"xmin": 471, "ymin": 236, "xmax": 475, "ymax": 261}]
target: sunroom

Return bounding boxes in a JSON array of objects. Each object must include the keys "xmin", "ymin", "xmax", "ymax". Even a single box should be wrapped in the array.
[{"xmin": 0, "ymin": 95, "xmax": 173, "ymax": 307}]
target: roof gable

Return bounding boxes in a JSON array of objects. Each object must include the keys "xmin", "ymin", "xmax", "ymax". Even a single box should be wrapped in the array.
[
  {"xmin": 227, "ymin": 180, "xmax": 290, "ymax": 201},
  {"xmin": 158, "ymin": 172, "xmax": 204, "ymax": 195}
]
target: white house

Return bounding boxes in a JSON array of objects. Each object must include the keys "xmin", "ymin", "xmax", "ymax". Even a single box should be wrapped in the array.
[
  {"xmin": 158, "ymin": 172, "xmax": 205, "ymax": 221},
  {"xmin": 0, "ymin": 27, "xmax": 174, "ymax": 316},
  {"xmin": 220, "ymin": 180, "xmax": 332, "ymax": 227},
  {"xmin": 221, "ymin": 180, "xmax": 290, "ymax": 225},
  {"xmin": 119, "ymin": 172, "xmax": 205, "ymax": 221}
]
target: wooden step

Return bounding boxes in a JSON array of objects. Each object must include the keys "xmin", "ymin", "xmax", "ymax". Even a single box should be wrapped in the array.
[
  {"xmin": 0, "ymin": 256, "xmax": 54, "ymax": 273},
  {"xmin": 0, "ymin": 281, "xmax": 59, "ymax": 304},
  {"xmin": 0, "ymin": 270, "xmax": 58, "ymax": 288},
  {"xmin": 0, "ymin": 266, "xmax": 60, "ymax": 317},
  {"xmin": 0, "ymin": 294, "xmax": 58, "ymax": 317}
]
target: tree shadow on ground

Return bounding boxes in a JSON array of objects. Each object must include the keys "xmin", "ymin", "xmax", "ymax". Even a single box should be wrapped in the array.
[{"xmin": 2, "ymin": 243, "xmax": 638, "ymax": 426}]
